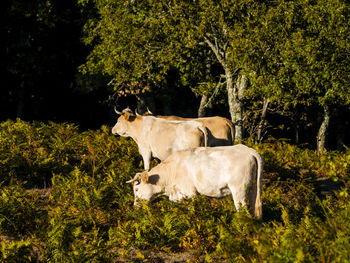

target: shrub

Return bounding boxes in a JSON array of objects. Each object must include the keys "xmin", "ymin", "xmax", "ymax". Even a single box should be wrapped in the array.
[
  {"xmin": 1, "ymin": 120, "xmax": 349, "ymax": 261},
  {"xmin": 0, "ymin": 184, "xmax": 47, "ymax": 237},
  {"xmin": 0, "ymin": 119, "xmax": 82, "ymax": 186},
  {"xmin": 0, "ymin": 239, "xmax": 34, "ymax": 263},
  {"xmin": 0, "ymin": 119, "xmax": 140, "ymax": 187}
]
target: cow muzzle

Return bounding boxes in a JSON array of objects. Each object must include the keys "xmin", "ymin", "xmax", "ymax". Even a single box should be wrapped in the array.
[
  {"xmin": 111, "ymin": 127, "xmax": 118, "ymax": 135},
  {"xmin": 133, "ymin": 200, "xmax": 141, "ymax": 208}
]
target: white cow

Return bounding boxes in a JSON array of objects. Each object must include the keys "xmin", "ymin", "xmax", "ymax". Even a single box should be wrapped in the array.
[
  {"xmin": 126, "ymin": 144, "xmax": 263, "ymax": 218},
  {"xmin": 112, "ymin": 108, "xmax": 208, "ymax": 170}
]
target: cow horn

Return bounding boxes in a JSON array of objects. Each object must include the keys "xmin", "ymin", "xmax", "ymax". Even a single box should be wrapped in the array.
[
  {"xmin": 126, "ymin": 178, "xmax": 138, "ymax": 184},
  {"xmin": 114, "ymin": 106, "xmax": 123, "ymax": 115},
  {"xmin": 146, "ymin": 107, "xmax": 153, "ymax": 115},
  {"xmin": 126, "ymin": 173, "xmax": 142, "ymax": 184},
  {"xmin": 135, "ymin": 109, "xmax": 141, "ymax": 116}
]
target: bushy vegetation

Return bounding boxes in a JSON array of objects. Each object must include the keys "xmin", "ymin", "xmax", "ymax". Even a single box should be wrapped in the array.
[{"xmin": 0, "ymin": 119, "xmax": 349, "ymax": 262}]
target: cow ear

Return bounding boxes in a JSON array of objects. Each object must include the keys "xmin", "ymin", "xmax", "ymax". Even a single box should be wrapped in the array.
[
  {"xmin": 124, "ymin": 111, "xmax": 131, "ymax": 120},
  {"xmin": 141, "ymin": 171, "xmax": 149, "ymax": 183},
  {"xmin": 124, "ymin": 111, "xmax": 136, "ymax": 121}
]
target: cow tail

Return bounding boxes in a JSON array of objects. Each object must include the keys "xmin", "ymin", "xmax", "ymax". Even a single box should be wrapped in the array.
[
  {"xmin": 227, "ymin": 120, "xmax": 235, "ymax": 144},
  {"xmin": 198, "ymin": 125, "xmax": 208, "ymax": 147},
  {"xmin": 253, "ymin": 151, "xmax": 263, "ymax": 219}
]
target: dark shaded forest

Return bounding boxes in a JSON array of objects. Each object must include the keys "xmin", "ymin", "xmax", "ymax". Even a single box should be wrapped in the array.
[
  {"xmin": 1, "ymin": 1, "xmax": 104, "ymax": 128},
  {"xmin": 1, "ymin": 0, "xmax": 349, "ymax": 152}
]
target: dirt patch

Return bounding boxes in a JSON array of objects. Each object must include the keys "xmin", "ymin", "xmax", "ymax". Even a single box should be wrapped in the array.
[
  {"xmin": 112, "ymin": 247, "xmax": 225, "ymax": 263},
  {"xmin": 113, "ymin": 248, "xmax": 196, "ymax": 262}
]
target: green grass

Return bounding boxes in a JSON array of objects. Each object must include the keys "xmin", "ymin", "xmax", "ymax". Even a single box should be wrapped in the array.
[{"xmin": 0, "ymin": 119, "xmax": 349, "ymax": 262}]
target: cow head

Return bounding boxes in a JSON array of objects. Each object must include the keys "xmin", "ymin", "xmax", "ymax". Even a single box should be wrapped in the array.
[
  {"xmin": 111, "ymin": 107, "xmax": 137, "ymax": 136},
  {"xmin": 126, "ymin": 171, "xmax": 161, "ymax": 206}
]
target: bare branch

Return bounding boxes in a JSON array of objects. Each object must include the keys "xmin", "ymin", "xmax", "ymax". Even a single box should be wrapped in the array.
[
  {"xmin": 200, "ymin": 78, "xmax": 226, "ymax": 109},
  {"xmin": 204, "ymin": 36, "xmax": 227, "ymax": 68}
]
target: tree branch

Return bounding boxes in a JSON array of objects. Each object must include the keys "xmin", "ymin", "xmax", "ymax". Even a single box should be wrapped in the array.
[
  {"xmin": 201, "ymin": 78, "xmax": 226, "ymax": 109},
  {"xmin": 203, "ymin": 36, "xmax": 227, "ymax": 68}
]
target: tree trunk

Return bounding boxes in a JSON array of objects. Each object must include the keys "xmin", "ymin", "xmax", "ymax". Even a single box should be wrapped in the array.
[
  {"xmin": 317, "ymin": 104, "xmax": 331, "ymax": 156},
  {"xmin": 292, "ymin": 108, "xmax": 299, "ymax": 145},
  {"xmin": 197, "ymin": 80, "xmax": 223, "ymax": 117},
  {"xmin": 227, "ymin": 73, "xmax": 247, "ymax": 142},
  {"xmin": 198, "ymin": 94, "xmax": 209, "ymax": 117},
  {"xmin": 257, "ymin": 98, "xmax": 270, "ymax": 143},
  {"xmin": 202, "ymin": 36, "xmax": 246, "ymax": 141}
]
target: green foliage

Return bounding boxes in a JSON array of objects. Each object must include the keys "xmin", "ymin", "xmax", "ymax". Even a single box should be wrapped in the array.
[
  {"xmin": 0, "ymin": 119, "xmax": 81, "ymax": 185},
  {"xmin": 0, "ymin": 184, "xmax": 46, "ymax": 237},
  {"xmin": 79, "ymin": 0, "xmax": 350, "ymax": 152},
  {"xmin": 0, "ymin": 120, "xmax": 349, "ymax": 261},
  {"xmin": 0, "ymin": 119, "xmax": 139, "ymax": 186},
  {"xmin": 0, "ymin": 239, "xmax": 34, "ymax": 263},
  {"xmin": 253, "ymin": 139, "xmax": 350, "ymax": 187}
]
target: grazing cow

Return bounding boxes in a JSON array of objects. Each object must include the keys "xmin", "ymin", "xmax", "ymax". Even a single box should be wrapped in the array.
[
  {"xmin": 126, "ymin": 144, "xmax": 263, "ymax": 218},
  {"xmin": 143, "ymin": 109, "xmax": 235, "ymax": 146},
  {"xmin": 112, "ymin": 108, "xmax": 208, "ymax": 170}
]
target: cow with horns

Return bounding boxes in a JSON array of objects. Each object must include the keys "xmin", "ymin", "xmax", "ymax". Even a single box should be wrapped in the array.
[
  {"xmin": 127, "ymin": 144, "xmax": 264, "ymax": 218},
  {"xmin": 112, "ymin": 107, "xmax": 208, "ymax": 170},
  {"xmin": 143, "ymin": 108, "xmax": 235, "ymax": 146}
]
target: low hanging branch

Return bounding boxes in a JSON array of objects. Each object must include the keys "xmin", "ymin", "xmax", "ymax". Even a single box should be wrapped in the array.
[{"xmin": 200, "ymin": 78, "xmax": 226, "ymax": 110}]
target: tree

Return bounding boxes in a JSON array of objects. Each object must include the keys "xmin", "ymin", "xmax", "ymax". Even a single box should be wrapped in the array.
[
  {"xmin": 168, "ymin": 0, "xmax": 260, "ymax": 141},
  {"xmin": 235, "ymin": 0, "xmax": 349, "ymax": 152},
  {"xmin": 80, "ymin": 0, "xmax": 350, "ymax": 150},
  {"xmin": 80, "ymin": 0, "xmax": 270, "ymax": 141},
  {"xmin": 280, "ymin": 0, "xmax": 350, "ymax": 155},
  {"xmin": 79, "ymin": 0, "xmax": 173, "ymax": 111}
]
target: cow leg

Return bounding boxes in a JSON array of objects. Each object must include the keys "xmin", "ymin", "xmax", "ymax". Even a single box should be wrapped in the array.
[
  {"xmin": 141, "ymin": 150, "xmax": 152, "ymax": 170},
  {"xmin": 229, "ymin": 186, "xmax": 247, "ymax": 212}
]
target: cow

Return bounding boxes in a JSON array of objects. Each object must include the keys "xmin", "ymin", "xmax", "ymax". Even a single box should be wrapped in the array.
[
  {"xmin": 126, "ymin": 144, "xmax": 263, "ymax": 218},
  {"xmin": 112, "ymin": 108, "xmax": 208, "ymax": 170},
  {"xmin": 143, "ymin": 109, "xmax": 235, "ymax": 146}
]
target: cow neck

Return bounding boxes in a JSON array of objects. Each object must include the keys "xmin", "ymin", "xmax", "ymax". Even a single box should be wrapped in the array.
[
  {"xmin": 128, "ymin": 116, "xmax": 144, "ymax": 144},
  {"xmin": 150, "ymin": 163, "xmax": 172, "ymax": 193}
]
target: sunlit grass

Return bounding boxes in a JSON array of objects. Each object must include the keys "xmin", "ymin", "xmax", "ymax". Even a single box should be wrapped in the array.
[{"xmin": 0, "ymin": 119, "xmax": 349, "ymax": 261}]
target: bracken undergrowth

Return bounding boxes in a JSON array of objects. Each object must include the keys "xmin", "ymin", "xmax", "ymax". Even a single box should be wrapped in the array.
[{"xmin": 0, "ymin": 119, "xmax": 349, "ymax": 262}]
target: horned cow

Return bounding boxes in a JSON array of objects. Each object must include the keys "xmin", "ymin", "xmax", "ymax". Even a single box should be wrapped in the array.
[
  {"xmin": 112, "ymin": 108, "xmax": 208, "ymax": 170},
  {"xmin": 127, "ymin": 144, "xmax": 263, "ymax": 218},
  {"xmin": 144, "ymin": 109, "xmax": 235, "ymax": 146}
]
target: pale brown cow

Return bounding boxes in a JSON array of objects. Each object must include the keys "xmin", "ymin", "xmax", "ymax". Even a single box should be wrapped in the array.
[
  {"xmin": 143, "ymin": 110, "xmax": 235, "ymax": 146},
  {"xmin": 112, "ymin": 108, "xmax": 208, "ymax": 170}
]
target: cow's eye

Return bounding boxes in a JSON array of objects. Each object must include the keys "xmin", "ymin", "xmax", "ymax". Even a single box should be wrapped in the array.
[
  {"xmin": 135, "ymin": 188, "xmax": 138, "ymax": 192},
  {"xmin": 134, "ymin": 180, "xmax": 141, "ymax": 185}
]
